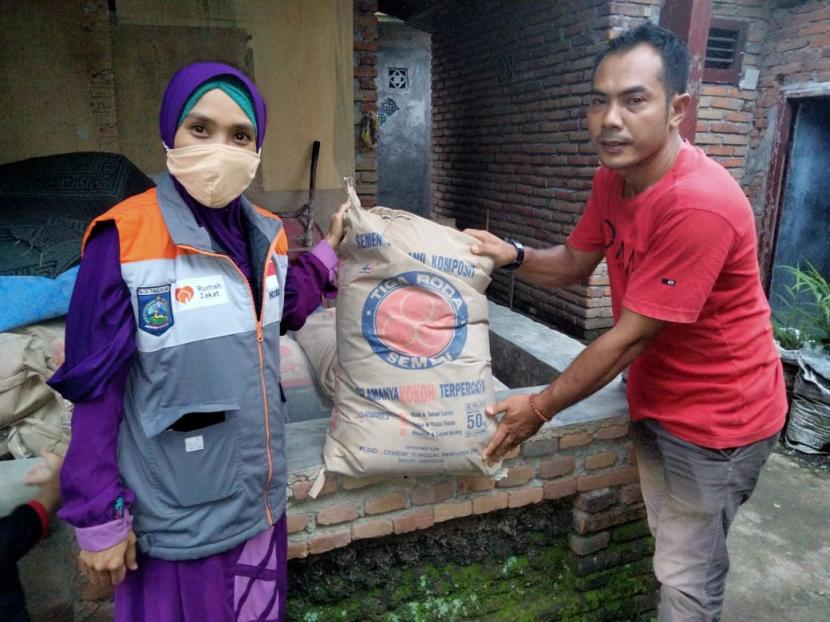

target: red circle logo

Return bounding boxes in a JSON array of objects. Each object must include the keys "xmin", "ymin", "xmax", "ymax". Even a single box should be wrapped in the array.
[{"xmin": 374, "ymin": 287, "xmax": 455, "ymax": 358}]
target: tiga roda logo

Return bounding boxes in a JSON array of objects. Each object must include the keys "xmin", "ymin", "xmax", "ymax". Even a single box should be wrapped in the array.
[{"xmin": 362, "ymin": 271, "xmax": 468, "ymax": 369}]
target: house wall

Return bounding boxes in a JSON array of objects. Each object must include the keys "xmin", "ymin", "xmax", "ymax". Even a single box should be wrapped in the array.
[
  {"xmin": 428, "ymin": 0, "xmax": 661, "ymax": 339},
  {"xmin": 427, "ymin": 0, "xmax": 829, "ymax": 339}
]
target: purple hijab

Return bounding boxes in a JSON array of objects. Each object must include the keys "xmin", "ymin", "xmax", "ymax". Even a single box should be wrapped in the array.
[
  {"xmin": 49, "ymin": 63, "xmax": 270, "ymax": 402},
  {"xmin": 161, "ymin": 62, "xmax": 269, "ymax": 279}
]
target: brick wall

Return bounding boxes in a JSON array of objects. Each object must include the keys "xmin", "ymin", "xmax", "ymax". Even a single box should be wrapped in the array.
[
  {"xmin": 354, "ymin": 0, "xmax": 380, "ymax": 207},
  {"xmin": 286, "ymin": 416, "xmax": 638, "ymax": 561},
  {"xmin": 286, "ymin": 414, "xmax": 656, "ymax": 617},
  {"xmin": 741, "ymin": 0, "xmax": 830, "ymax": 271},
  {"xmin": 428, "ymin": 0, "xmax": 661, "ymax": 340}
]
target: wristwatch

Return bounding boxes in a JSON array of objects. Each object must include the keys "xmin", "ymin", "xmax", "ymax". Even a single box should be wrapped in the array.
[{"xmin": 502, "ymin": 238, "xmax": 525, "ymax": 271}]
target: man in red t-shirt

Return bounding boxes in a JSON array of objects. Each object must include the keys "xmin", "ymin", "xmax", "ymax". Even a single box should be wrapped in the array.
[{"xmin": 467, "ymin": 22, "xmax": 785, "ymax": 621}]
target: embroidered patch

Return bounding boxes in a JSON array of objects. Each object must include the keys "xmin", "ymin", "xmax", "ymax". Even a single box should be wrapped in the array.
[
  {"xmin": 173, "ymin": 275, "xmax": 230, "ymax": 312},
  {"xmin": 266, "ymin": 258, "xmax": 281, "ymax": 300},
  {"xmin": 137, "ymin": 285, "xmax": 174, "ymax": 336}
]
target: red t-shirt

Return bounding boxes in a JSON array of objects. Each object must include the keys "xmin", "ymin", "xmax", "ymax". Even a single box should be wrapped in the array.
[{"xmin": 568, "ymin": 142, "xmax": 786, "ymax": 448}]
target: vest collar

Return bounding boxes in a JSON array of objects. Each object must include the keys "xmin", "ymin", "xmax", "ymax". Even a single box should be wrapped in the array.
[{"xmin": 156, "ymin": 173, "xmax": 278, "ymax": 253}]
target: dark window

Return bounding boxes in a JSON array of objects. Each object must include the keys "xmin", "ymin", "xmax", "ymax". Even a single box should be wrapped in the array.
[{"xmin": 703, "ymin": 19, "xmax": 748, "ymax": 85}]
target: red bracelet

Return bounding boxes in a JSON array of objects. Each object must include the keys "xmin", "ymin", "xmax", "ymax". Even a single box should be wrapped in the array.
[
  {"xmin": 528, "ymin": 393, "xmax": 552, "ymax": 422},
  {"xmin": 26, "ymin": 500, "xmax": 50, "ymax": 540}
]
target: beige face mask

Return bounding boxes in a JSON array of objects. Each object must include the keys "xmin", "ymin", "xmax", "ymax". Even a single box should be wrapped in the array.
[{"xmin": 166, "ymin": 143, "xmax": 261, "ymax": 208}]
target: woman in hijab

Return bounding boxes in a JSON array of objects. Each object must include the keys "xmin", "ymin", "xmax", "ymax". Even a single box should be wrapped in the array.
[{"xmin": 48, "ymin": 61, "xmax": 347, "ymax": 622}]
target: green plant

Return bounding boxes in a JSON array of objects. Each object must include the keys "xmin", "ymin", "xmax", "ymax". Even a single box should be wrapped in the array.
[{"xmin": 773, "ymin": 262, "xmax": 830, "ymax": 354}]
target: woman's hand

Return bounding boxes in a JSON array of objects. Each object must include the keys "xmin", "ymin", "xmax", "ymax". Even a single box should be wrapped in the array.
[
  {"xmin": 464, "ymin": 229, "xmax": 517, "ymax": 268},
  {"xmin": 79, "ymin": 529, "xmax": 138, "ymax": 587},
  {"xmin": 324, "ymin": 202, "xmax": 350, "ymax": 251}
]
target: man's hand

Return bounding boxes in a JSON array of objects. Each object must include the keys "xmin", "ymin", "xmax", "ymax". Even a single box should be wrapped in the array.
[
  {"xmin": 79, "ymin": 529, "xmax": 138, "ymax": 587},
  {"xmin": 464, "ymin": 229, "xmax": 517, "ymax": 268},
  {"xmin": 324, "ymin": 202, "xmax": 350, "ymax": 251},
  {"xmin": 482, "ymin": 394, "xmax": 547, "ymax": 463}
]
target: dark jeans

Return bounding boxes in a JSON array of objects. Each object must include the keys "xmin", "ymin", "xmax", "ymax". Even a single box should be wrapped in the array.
[{"xmin": 630, "ymin": 419, "xmax": 778, "ymax": 622}]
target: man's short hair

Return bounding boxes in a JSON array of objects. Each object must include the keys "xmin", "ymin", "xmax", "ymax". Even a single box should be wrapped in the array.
[{"xmin": 595, "ymin": 22, "xmax": 690, "ymax": 97}]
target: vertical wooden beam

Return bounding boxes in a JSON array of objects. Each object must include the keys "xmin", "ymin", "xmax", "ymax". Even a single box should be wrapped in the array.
[{"xmin": 660, "ymin": 0, "xmax": 712, "ymax": 142}]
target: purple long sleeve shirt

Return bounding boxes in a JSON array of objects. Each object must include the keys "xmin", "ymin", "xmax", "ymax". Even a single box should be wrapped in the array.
[{"xmin": 49, "ymin": 218, "xmax": 337, "ymax": 550}]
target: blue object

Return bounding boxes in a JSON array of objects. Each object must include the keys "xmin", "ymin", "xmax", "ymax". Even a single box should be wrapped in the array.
[{"xmin": 0, "ymin": 266, "xmax": 79, "ymax": 332}]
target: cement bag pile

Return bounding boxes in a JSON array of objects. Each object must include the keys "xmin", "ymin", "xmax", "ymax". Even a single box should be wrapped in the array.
[
  {"xmin": 279, "ymin": 335, "xmax": 331, "ymax": 423},
  {"xmin": 314, "ymin": 195, "xmax": 502, "ymax": 487},
  {"xmin": 294, "ymin": 308, "xmax": 338, "ymax": 400},
  {"xmin": 0, "ymin": 320, "xmax": 71, "ymax": 459}
]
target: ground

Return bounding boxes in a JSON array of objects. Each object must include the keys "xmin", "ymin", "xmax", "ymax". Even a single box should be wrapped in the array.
[{"xmin": 721, "ymin": 447, "xmax": 830, "ymax": 622}]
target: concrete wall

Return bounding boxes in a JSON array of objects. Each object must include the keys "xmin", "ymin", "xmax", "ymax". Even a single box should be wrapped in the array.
[
  {"xmin": 0, "ymin": 0, "xmax": 356, "ymax": 219},
  {"xmin": 0, "ymin": 1, "xmax": 116, "ymax": 164},
  {"xmin": 377, "ymin": 19, "xmax": 431, "ymax": 216}
]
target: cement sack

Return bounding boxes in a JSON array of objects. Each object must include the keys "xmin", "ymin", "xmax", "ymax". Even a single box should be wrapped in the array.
[
  {"xmin": 316, "ymin": 202, "xmax": 502, "ymax": 484},
  {"xmin": 0, "ymin": 320, "xmax": 71, "ymax": 458},
  {"xmin": 279, "ymin": 335, "xmax": 331, "ymax": 423},
  {"xmin": 294, "ymin": 307, "xmax": 338, "ymax": 400}
]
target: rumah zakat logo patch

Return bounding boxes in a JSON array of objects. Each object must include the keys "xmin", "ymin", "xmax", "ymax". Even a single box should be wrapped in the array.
[
  {"xmin": 175, "ymin": 285, "xmax": 195, "ymax": 303},
  {"xmin": 137, "ymin": 285, "xmax": 174, "ymax": 336},
  {"xmin": 362, "ymin": 271, "xmax": 468, "ymax": 369}
]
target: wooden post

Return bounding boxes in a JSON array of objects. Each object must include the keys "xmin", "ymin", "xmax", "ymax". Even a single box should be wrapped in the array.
[{"xmin": 660, "ymin": 0, "xmax": 712, "ymax": 143}]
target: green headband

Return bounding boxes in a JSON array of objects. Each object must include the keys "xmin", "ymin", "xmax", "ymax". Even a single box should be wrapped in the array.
[{"xmin": 177, "ymin": 77, "xmax": 258, "ymax": 134}]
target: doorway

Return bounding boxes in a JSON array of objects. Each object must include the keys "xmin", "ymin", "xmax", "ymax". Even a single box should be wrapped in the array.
[
  {"xmin": 376, "ymin": 15, "xmax": 431, "ymax": 216},
  {"xmin": 769, "ymin": 97, "xmax": 830, "ymax": 314}
]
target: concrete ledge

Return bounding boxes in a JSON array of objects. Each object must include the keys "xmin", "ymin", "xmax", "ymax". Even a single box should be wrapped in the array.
[{"xmin": 286, "ymin": 301, "xmax": 628, "ymax": 473}]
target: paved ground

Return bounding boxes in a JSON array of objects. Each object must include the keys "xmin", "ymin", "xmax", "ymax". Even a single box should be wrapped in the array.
[{"xmin": 721, "ymin": 447, "xmax": 830, "ymax": 622}]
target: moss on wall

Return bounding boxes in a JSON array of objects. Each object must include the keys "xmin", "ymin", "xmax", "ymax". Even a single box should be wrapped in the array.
[{"xmin": 287, "ymin": 503, "xmax": 657, "ymax": 621}]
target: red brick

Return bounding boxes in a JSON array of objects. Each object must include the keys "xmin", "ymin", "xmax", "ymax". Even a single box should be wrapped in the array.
[
  {"xmin": 575, "ymin": 488, "xmax": 618, "ymax": 513},
  {"xmin": 508, "ymin": 486, "xmax": 544, "ymax": 508},
  {"xmin": 540, "ymin": 456, "xmax": 576, "ymax": 479},
  {"xmin": 411, "ymin": 481, "xmax": 453, "ymax": 505},
  {"xmin": 472, "ymin": 492, "xmax": 509, "ymax": 514},
  {"xmin": 559, "ymin": 431, "xmax": 593, "ymax": 449},
  {"xmin": 287, "ymin": 512, "xmax": 307, "ymax": 534},
  {"xmin": 543, "ymin": 477, "xmax": 577, "ymax": 500},
  {"xmin": 522, "ymin": 438, "xmax": 558, "ymax": 457},
  {"xmin": 594, "ymin": 423, "xmax": 629, "ymax": 440},
  {"xmin": 292, "ymin": 475, "xmax": 335, "ymax": 501},
  {"xmin": 393, "ymin": 508, "xmax": 434, "ymax": 534},
  {"xmin": 585, "ymin": 451, "xmax": 617, "ymax": 471},
  {"xmin": 620, "ymin": 482, "xmax": 644, "ymax": 505},
  {"xmin": 316, "ymin": 504, "xmax": 359, "ymax": 526},
  {"xmin": 287, "ymin": 540, "xmax": 308, "ymax": 560},
  {"xmin": 352, "ymin": 518, "xmax": 394, "ymax": 541},
  {"xmin": 496, "ymin": 465, "xmax": 535, "ymax": 488},
  {"xmin": 570, "ymin": 531, "xmax": 610, "ymax": 556},
  {"xmin": 458, "ymin": 476, "xmax": 496, "ymax": 493},
  {"xmin": 365, "ymin": 492, "xmax": 406, "ymax": 515},
  {"xmin": 434, "ymin": 500, "xmax": 472, "ymax": 523},
  {"xmin": 308, "ymin": 530, "xmax": 351, "ymax": 555},
  {"xmin": 291, "ymin": 480, "xmax": 312, "ymax": 501},
  {"xmin": 577, "ymin": 467, "xmax": 640, "ymax": 492}
]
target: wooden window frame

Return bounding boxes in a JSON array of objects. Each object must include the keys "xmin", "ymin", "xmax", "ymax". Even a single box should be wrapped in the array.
[{"xmin": 703, "ymin": 18, "xmax": 748, "ymax": 85}]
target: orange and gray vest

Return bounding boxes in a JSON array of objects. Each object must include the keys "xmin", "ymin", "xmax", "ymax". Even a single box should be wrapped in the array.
[{"xmin": 85, "ymin": 174, "xmax": 289, "ymax": 560}]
